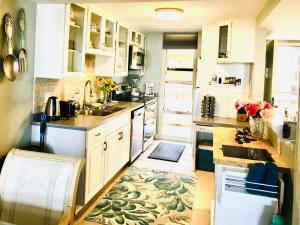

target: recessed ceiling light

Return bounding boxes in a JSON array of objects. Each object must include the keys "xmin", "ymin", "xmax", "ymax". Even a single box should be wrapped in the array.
[{"xmin": 155, "ymin": 8, "xmax": 184, "ymax": 21}]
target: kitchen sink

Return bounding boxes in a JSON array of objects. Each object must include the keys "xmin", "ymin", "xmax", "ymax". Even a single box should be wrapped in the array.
[
  {"xmin": 103, "ymin": 106, "xmax": 126, "ymax": 112},
  {"xmin": 76, "ymin": 106, "xmax": 126, "ymax": 117},
  {"xmin": 222, "ymin": 145, "xmax": 274, "ymax": 162},
  {"xmin": 91, "ymin": 110, "xmax": 113, "ymax": 116}
]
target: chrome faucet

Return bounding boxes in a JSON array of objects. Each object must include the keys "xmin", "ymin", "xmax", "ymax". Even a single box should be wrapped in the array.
[{"xmin": 83, "ymin": 80, "xmax": 93, "ymax": 110}]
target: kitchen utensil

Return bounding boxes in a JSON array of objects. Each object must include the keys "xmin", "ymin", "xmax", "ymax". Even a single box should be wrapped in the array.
[
  {"xmin": 3, "ymin": 13, "xmax": 19, "ymax": 81},
  {"xmin": 18, "ymin": 8, "xmax": 27, "ymax": 72},
  {"xmin": 45, "ymin": 96, "xmax": 60, "ymax": 121}
]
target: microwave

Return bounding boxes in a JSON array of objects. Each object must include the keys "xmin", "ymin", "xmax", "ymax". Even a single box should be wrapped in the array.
[{"xmin": 129, "ymin": 45, "xmax": 145, "ymax": 70}]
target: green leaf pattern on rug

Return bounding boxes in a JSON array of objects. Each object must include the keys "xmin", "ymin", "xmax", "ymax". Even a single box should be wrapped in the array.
[{"xmin": 85, "ymin": 166, "xmax": 196, "ymax": 225}]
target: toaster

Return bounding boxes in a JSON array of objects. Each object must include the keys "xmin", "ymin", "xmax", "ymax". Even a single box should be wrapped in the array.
[{"xmin": 59, "ymin": 101, "xmax": 76, "ymax": 120}]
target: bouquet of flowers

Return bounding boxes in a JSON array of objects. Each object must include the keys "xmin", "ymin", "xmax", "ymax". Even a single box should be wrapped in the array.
[
  {"xmin": 95, "ymin": 77, "xmax": 116, "ymax": 93},
  {"xmin": 235, "ymin": 100, "xmax": 273, "ymax": 138},
  {"xmin": 235, "ymin": 100, "xmax": 273, "ymax": 120},
  {"xmin": 95, "ymin": 77, "xmax": 116, "ymax": 104}
]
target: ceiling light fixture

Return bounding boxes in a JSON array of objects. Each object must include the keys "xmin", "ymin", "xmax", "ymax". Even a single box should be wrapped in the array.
[{"xmin": 155, "ymin": 8, "xmax": 184, "ymax": 21}]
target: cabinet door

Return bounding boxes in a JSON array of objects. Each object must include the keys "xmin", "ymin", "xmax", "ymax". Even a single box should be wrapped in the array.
[
  {"xmin": 100, "ymin": 17, "xmax": 116, "ymax": 55},
  {"xmin": 119, "ymin": 124, "xmax": 131, "ymax": 167},
  {"xmin": 86, "ymin": 139, "xmax": 106, "ymax": 202},
  {"xmin": 86, "ymin": 9, "xmax": 102, "ymax": 55},
  {"xmin": 104, "ymin": 131, "xmax": 120, "ymax": 184},
  {"xmin": 64, "ymin": 3, "xmax": 87, "ymax": 76},
  {"xmin": 216, "ymin": 20, "xmax": 232, "ymax": 63},
  {"xmin": 34, "ymin": 4, "xmax": 66, "ymax": 78},
  {"xmin": 115, "ymin": 23, "xmax": 130, "ymax": 76}
]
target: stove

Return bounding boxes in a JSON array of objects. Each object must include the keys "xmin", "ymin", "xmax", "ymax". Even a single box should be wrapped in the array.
[{"xmin": 112, "ymin": 84, "xmax": 157, "ymax": 106}]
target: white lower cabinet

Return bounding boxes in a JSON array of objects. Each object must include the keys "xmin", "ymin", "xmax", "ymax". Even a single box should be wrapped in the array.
[
  {"xmin": 104, "ymin": 123, "xmax": 131, "ymax": 184},
  {"xmin": 84, "ymin": 114, "xmax": 131, "ymax": 203},
  {"xmin": 31, "ymin": 112, "xmax": 131, "ymax": 205},
  {"xmin": 104, "ymin": 129, "xmax": 121, "ymax": 184},
  {"xmin": 85, "ymin": 139, "xmax": 106, "ymax": 201}
]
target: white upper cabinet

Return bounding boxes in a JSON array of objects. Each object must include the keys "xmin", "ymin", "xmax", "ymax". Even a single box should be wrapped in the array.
[
  {"xmin": 86, "ymin": 10, "xmax": 102, "ymax": 55},
  {"xmin": 130, "ymin": 29, "xmax": 143, "ymax": 48},
  {"xmin": 34, "ymin": 4, "xmax": 87, "ymax": 78},
  {"xmin": 216, "ymin": 19, "xmax": 255, "ymax": 63},
  {"xmin": 114, "ymin": 22, "xmax": 130, "ymax": 76},
  {"xmin": 86, "ymin": 9, "xmax": 116, "ymax": 56}
]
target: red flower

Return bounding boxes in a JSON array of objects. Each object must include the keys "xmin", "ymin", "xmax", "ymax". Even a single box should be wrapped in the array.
[
  {"xmin": 235, "ymin": 101, "xmax": 240, "ymax": 110},
  {"xmin": 264, "ymin": 102, "xmax": 271, "ymax": 109},
  {"xmin": 245, "ymin": 103, "xmax": 259, "ymax": 117}
]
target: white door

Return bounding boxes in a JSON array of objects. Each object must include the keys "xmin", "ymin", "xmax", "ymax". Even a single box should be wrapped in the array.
[{"xmin": 159, "ymin": 49, "xmax": 196, "ymax": 142}]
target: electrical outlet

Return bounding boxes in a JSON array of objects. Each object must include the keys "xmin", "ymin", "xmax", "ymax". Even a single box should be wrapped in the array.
[{"xmin": 44, "ymin": 92, "xmax": 52, "ymax": 103}]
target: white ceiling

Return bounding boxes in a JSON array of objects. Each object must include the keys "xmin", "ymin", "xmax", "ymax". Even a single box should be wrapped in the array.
[
  {"xmin": 259, "ymin": 0, "xmax": 300, "ymax": 40},
  {"xmin": 90, "ymin": 0, "xmax": 268, "ymax": 32},
  {"xmin": 35, "ymin": 0, "xmax": 268, "ymax": 32}
]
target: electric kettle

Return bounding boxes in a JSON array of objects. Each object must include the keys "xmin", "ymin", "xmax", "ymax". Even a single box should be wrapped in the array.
[{"xmin": 45, "ymin": 96, "xmax": 60, "ymax": 121}]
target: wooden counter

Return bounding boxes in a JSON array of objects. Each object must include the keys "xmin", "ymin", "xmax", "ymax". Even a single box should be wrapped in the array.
[{"xmin": 213, "ymin": 127, "xmax": 289, "ymax": 170}]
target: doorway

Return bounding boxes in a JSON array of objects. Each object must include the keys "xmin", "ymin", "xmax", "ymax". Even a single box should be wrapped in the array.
[{"xmin": 159, "ymin": 49, "xmax": 196, "ymax": 142}]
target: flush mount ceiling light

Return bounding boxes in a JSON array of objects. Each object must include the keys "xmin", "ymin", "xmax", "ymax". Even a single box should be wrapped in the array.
[{"xmin": 155, "ymin": 8, "xmax": 184, "ymax": 21}]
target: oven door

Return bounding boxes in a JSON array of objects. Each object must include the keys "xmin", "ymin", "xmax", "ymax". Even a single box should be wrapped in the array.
[{"xmin": 129, "ymin": 46, "xmax": 145, "ymax": 70}]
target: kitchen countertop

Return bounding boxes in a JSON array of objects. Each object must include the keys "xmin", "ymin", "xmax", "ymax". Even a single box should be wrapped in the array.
[
  {"xmin": 213, "ymin": 127, "xmax": 289, "ymax": 170},
  {"xmin": 32, "ymin": 102, "xmax": 144, "ymax": 131},
  {"xmin": 193, "ymin": 116, "xmax": 249, "ymax": 128}
]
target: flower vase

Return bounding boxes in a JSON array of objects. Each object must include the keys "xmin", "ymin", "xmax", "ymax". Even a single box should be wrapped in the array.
[
  {"xmin": 98, "ymin": 91, "xmax": 108, "ymax": 105},
  {"xmin": 249, "ymin": 116, "xmax": 265, "ymax": 139},
  {"xmin": 103, "ymin": 91, "xmax": 108, "ymax": 105}
]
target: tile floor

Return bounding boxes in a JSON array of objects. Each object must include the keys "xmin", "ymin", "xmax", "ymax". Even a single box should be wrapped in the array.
[{"xmin": 76, "ymin": 140, "xmax": 215, "ymax": 225}]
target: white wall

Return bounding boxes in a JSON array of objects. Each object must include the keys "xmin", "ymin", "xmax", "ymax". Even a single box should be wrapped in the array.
[
  {"xmin": 139, "ymin": 32, "xmax": 163, "ymax": 94},
  {"xmin": 249, "ymin": 28, "xmax": 267, "ymax": 101},
  {"xmin": 200, "ymin": 24, "xmax": 250, "ymax": 118}
]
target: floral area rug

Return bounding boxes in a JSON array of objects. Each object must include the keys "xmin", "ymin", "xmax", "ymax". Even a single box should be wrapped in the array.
[{"xmin": 85, "ymin": 166, "xmax": 197, "ymax": 225}]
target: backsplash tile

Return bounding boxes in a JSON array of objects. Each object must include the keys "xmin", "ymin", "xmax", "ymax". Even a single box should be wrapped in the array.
[{"xmin": 33, "ymin": 55, "xmax": 98, "ymax": 113}]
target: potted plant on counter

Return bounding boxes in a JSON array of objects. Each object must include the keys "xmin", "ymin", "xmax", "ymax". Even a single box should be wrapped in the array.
[
  {"xmin": 95, "ymin": 77, "xmax": 116, "ymax": 105},
  {"xmin": 235, "ymin": 100, "xmax": 273, "ymax": 139}
]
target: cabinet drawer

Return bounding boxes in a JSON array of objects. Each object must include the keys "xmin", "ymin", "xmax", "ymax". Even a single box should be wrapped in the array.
[
  {"xmin": 87, "ymin": 124, "xmax": 106, "ymax": 147},
  {"xmin": 106, "ymin": 112, "xmax": 130, "ymax": 135}
]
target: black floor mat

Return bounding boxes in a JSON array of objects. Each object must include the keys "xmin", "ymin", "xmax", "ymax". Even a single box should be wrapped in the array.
[{"xmin": 148, "ymin": 142, "xmax": 185, "ymax": 162}]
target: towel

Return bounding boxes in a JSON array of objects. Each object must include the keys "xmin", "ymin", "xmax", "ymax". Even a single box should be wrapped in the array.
[
  {"xmin": 246, "ymin": 163, "xmax": 266, "ymax": 195},
  {"xmin": 246, "ymin": 162, "xmax": 279, "ymax": 197},
  {"xmin": 263, "ymin": 162, "xmax": 279, "ymax": 197}
]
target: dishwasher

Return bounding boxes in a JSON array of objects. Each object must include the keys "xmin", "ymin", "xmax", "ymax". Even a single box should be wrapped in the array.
[{"xmin": 130, "ymin": 107, "xmax": 145, "ymax": 162}]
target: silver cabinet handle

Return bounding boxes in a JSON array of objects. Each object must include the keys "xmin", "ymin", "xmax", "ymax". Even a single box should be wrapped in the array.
[{"xmin": 95, "ymin": 132, "xmax": 101, "ymax": 137}]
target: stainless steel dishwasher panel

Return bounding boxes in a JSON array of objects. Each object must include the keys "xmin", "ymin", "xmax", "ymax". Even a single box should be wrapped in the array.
[{"xmin": 130, "ymin": 107, "xmax": 145, "ymax": 162}]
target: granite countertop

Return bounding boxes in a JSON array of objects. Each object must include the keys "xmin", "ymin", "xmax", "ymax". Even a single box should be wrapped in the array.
[
  {"xmin": 213, "ymin": 127, "xmax": 289, "ymax": 170},
  {"xmin": 194, "ymin": 116, "xmax": 249, "ymax": 128},
  {"xmin": 32, "ymin": 102, "xmax": 144, "ymax": 131}
]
